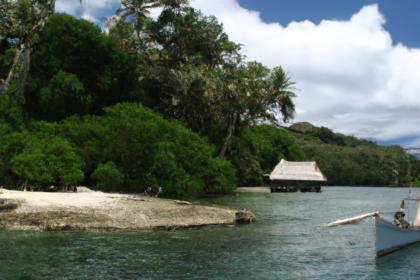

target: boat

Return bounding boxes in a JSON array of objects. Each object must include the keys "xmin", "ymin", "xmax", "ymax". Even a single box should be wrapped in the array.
[{"xmin": 374, "ymin": 187, "xmax": 420, "ymax": 257}]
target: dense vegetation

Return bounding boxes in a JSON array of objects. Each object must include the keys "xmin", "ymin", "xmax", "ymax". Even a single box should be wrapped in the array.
[
  {"xmin": 0, "ymin": 0, "xmax": 301, "ymax": 195},
  {"xmin": 288, "ymin": 122, "xmax": 420, "ymax": 186}
]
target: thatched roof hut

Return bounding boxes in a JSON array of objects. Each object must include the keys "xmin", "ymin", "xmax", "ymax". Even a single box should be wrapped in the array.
[{"xmin": 264, "ymin": 159, "xmax": 327, "ymax": 182}]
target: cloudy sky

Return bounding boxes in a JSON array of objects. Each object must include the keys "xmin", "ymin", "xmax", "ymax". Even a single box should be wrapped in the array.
[{"xmin": 56, "ymin": 0, "xmax": 420, "ymax": 148}]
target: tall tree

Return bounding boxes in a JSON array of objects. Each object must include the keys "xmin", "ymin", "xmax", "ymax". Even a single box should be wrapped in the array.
[
  {"xmin": 24, "ymin": 13, "xmax": 138, "ymax": 122},
  {"xmin": 0, "ymin": 0, "xmax": 82, "ymax": 97}
]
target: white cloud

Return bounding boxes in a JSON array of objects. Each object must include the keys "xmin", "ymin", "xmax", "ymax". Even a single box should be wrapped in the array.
[
  {"xmin": 54, "ymin": 0, "xmax": 420, "ymax": 147},
  {"xmin": 189, "ymin": 1, "xmax": 420, "ymax": 147},
  {"xmin": 56, "ymin": 0, "xmax": 120, "ymax": 25}
]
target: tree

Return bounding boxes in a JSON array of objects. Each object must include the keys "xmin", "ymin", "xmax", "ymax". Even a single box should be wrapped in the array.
[
  {"xmin": 10, "ymin": 136, "xmax": 84, "ymax": 190},
  {"xmin": 91, "ymin": 161, "xmax": 124, "ymax": 191},
  {"xmin": 0, "ymin": 0, "xmax": 82, "ymax": 97},
  {"xmin": 24, "ymin": 13, "xmax": 138, "ymax": 121},
  {"xmin": 226, "ymin": 125, "xmax": 306, "ymax": 185},
  {"xmin": 213, "ymin": 62, "xmax": 298, "ymax": 159},
  {"xmin": 116, "ymin": 0, "xmax": 160, "ymax": 31},
  {"xmin": 57, "ymin": 102, "xmax": 237, "ymax": 195}
]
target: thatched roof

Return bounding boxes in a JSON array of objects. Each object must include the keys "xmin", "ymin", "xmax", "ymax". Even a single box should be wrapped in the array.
[{"xmin": 267, "ymin": 159, "xmax": 327, "ymax": 182}]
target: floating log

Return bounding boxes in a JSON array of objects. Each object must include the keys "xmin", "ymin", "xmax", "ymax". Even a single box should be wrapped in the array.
[{"xmin": 319, "ymin": 212, "xmax": 380, "ymax": 228}]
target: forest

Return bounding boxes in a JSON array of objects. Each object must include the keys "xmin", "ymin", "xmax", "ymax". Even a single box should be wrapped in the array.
[
  {"xmin": 0, "ymin": 0, "xmax": 418, "ymax": 195},
  {"xmin": 288, "ymin": 122, "xmax": 420, "ymax": 186}
]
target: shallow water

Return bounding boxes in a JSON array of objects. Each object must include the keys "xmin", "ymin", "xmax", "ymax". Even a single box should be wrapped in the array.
[{"xmin": 1, "ymin": 187, "xmax": 419, "ymax": 279}]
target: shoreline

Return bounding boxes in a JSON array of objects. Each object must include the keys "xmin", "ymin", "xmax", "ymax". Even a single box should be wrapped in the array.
[{"xmin": 0, "ymin": 187, "xmax": 254, "ymax": 232}]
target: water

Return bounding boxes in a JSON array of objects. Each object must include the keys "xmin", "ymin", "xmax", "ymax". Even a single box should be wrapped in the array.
[{"xmin": 1, "ymin": 187, "xmax": 420, "ymax": 279}]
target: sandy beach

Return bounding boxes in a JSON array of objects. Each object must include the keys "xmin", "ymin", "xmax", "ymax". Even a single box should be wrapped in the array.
[{"xmin": 0, "ymin": 187, "xmax": 239, "ymax": 232}]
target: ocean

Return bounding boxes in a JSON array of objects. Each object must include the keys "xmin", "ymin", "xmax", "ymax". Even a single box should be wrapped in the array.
[{"xmin": 1, "ymin": 187, "xmax": 418, "ymax": 279}]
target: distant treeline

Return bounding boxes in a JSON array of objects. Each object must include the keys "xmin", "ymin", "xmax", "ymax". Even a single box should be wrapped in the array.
[{"xmin": 287, "ymin": 122, "xmax": 420, "ymax": 186}]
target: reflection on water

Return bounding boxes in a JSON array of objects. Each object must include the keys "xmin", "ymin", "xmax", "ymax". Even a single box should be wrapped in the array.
[{"xmin": 1, "ymin": 187, "xmax": 420, "ymax": 279}]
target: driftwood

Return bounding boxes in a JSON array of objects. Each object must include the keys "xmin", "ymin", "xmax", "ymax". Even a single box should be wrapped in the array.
[
  {"xmin": 173, "ymin": 200, "xmax": 192, "ymax": 205},
  {"xmin": 235, "ymin": 210, "xmax": 256, "ymax": 223},
  {"xmin": 319, "ymin": 212, "xmax": 380, "ymax": 228},
  {"xmin": 127, "ymin": 198, "xmax": 146, "ymax": 201}
]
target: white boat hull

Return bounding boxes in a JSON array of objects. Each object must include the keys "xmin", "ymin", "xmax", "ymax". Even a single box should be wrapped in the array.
[{"xmin": 374, "ymin": 217, "xmax": 420, "ymax": 257}]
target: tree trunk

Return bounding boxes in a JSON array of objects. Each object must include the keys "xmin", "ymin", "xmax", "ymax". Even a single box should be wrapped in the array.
[
  {"xmin": 51, "ymin": 0, "xmax": 56, "ymax": 13},
  {"xmin": 0, "ymin": 48, "xmax": 24, "ymax": 95},
  {"xmin": 218, "ymin": 113, "xmax": 238, "ymax": 160},
  {"xmin": 16, "ymin": 48, "xmax": 31, "ymax": 103}
]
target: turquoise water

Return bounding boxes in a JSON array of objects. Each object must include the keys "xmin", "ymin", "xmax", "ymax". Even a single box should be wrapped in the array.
[{"xmin": 1, "ymin": 187, "xmax": 419, "ymax": 279}]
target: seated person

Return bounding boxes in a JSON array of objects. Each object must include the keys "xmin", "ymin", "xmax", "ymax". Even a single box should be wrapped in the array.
[{"xmin": 392, "ymin": 211, "xmax": 410, "ymax": 229}]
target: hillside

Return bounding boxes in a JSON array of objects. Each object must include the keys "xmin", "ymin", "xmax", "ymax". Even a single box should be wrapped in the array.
[{"xmin": 286, "ymin": 122, "xmax": 420, "ymax": 186}]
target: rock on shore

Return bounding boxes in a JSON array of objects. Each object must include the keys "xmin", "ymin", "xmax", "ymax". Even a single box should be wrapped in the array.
[{"xmin": 0, "ymin": 188, "xmax": 249, "ymax": 232}]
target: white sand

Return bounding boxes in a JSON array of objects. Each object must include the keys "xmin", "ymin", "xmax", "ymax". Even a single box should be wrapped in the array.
[{"xmin": 0, "ymin": 187, "xmax": 237, "ymax": 232}]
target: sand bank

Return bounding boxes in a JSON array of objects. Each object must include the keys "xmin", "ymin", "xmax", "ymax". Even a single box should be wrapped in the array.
[{"xmin": 0, "ymin": 187, "xmax": 253, "ymax": 232}]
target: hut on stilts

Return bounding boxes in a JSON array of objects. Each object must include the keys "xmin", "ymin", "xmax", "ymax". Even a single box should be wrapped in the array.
[{"xmin": 263, "ymin": 159, "xmax": 327, "ymax": 193}]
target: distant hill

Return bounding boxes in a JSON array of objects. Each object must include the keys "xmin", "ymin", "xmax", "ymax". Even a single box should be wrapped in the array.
[{"xmin": 286, "ymin": 122, "xmax": 420, "ymax": 186}]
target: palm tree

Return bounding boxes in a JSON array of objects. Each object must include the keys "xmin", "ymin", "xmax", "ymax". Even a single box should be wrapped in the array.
[
  {"xmin": 116, "ymin": 0, "xmax": 161, "ymax": 31},
  {"xmin": 268, "ymin": 66, "xmax": 298, "ymax": 123}
]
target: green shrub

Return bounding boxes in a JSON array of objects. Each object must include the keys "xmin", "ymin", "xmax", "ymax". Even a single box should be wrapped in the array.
[
  {"xmin": 91, "ymin": 161, "xmax": 124, "ymax": 191},
  {"xmin": 58, "ymin": 102, "xmax": 237, "ymax": 195},
  {"xmin": 10, "ymin": 136, "xmax": 84, "ymax": 187},
  {"xmin": 226, "ymin": 124, "xmax": 306, "ymax": 186}
]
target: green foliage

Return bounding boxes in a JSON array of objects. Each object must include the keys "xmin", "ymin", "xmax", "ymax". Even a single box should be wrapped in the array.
[
  {"xmin": 0, "ymin": 0, "xmax": 51, "ymax": 39},
  {"xmin": 289, "ymin": 122, "xmax": 377, "ymax": 148},
  {"xmin": 289, "ymin": 125, "xmax": 420, "ymax": 186},
  {"xmin": 25, "ymin": 13, "xmax": 139, "ymax": 121},
  {"xmin": 414, "ymin": 178, "xmax": 420, "ymax": 188},
  {"xmin": 0, "ymin": 38, "xmax": 18, "ymax": 79},
  {"xmin": 59, "ymin": 103, "xmax": 236, "ymax": 195},
  {"xmin": 91, "ymin": 161, "xmax": 124, "ymax": 191},
  {"xmin": 10, "ymin": 136, "xmax": 84, "ymax": 186},
  {"xmin": 226, "ymin": 124, "xmax": 306, "ymax": 186},
  {"xmin": 0, "ymin": 94, "xmax": 24, "ymax": 128}
]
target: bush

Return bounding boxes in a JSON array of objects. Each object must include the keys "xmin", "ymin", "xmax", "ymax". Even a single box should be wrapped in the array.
[
  {"xmin": 10, "ymin": 136, "xmax": 84, "ymax": 187},
  {"xmin": 226, "ymin": 124, "xmax": 306, "ymax": 186},
  {"xmin": 91, "ymin": 161, "xmax": 124, "ymax": 191},
  {"xmin": 58, "ymin": 102, "xmax": 237, "ymax": 195}
]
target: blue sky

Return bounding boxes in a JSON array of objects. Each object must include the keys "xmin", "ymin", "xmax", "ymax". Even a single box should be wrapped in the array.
[
  {"xmin": 57, "ymin": 1, "xmax": 420, "ymax": 148},
  {"xmin": 238, "ymin": 0, "xmax": 420, "ymax": 48}
]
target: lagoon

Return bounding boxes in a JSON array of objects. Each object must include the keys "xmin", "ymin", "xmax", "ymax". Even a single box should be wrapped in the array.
[{"xmin": 1, "ymin": 187, "xmax": 419, "ymax": 279}]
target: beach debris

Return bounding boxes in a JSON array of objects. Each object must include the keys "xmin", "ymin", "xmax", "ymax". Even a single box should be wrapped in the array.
[
  {"xmin": 127, "ymin": 198, "xmax": 146, "ymax": 202},
  {"xmin": 145, "ymin": 186, "xmax": 162, "ymax": 198},
  {"xmin": 174, "ymin": 200, "xmax": 192, "ymax": 205},
  {"xmin": 75, "ymin": 186, "xmax": 95, "ymax": 193},
  {"xmin": 235, "ymin": 210, "xmax": 256, "ymax": 223},
  {"xmin": 319, "ymin": 212, "xmax": 380, "ymax": 228}
]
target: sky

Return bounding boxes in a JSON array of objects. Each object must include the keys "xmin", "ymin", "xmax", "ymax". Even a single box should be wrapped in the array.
[{"xmin": 56, "ymin": 0, "xmax": 420, "ymax": 148}]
